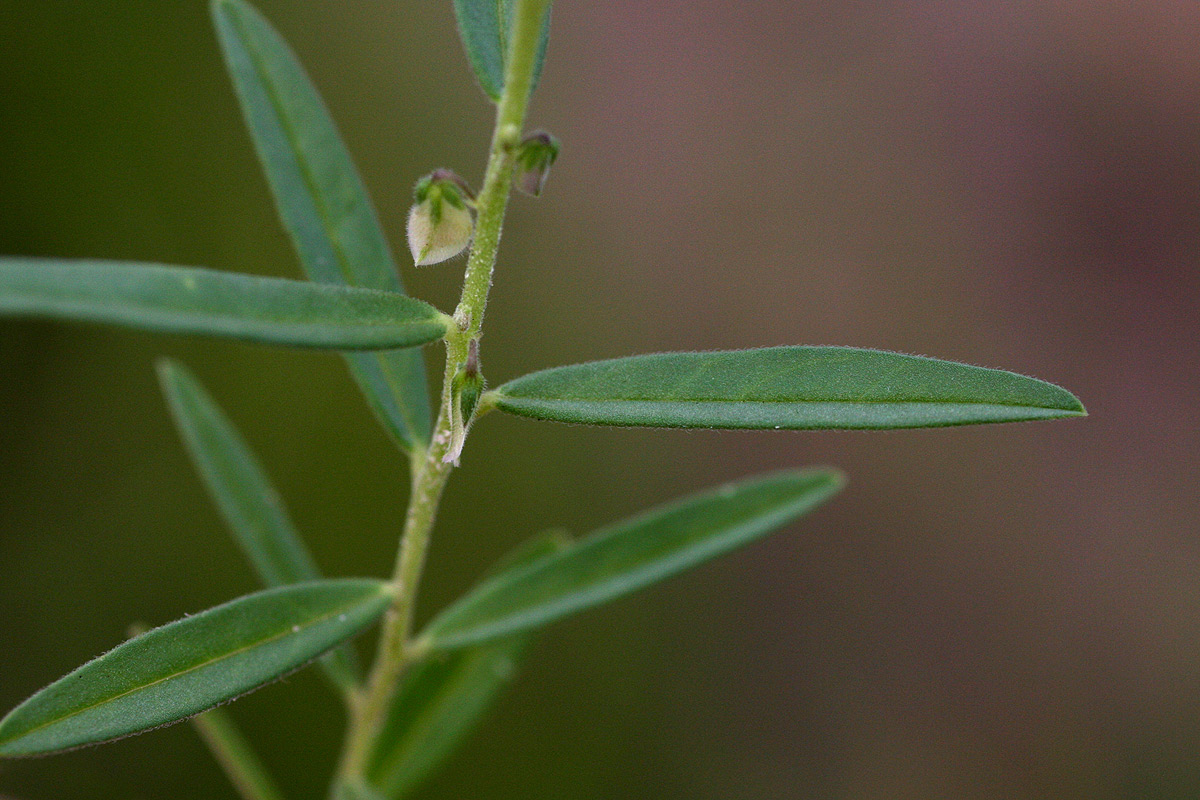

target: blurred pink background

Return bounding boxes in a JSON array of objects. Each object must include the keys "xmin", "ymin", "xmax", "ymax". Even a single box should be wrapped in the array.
[{"xmin": 1, "ymin": 2, "xmax": 1198, "ymax": 798}]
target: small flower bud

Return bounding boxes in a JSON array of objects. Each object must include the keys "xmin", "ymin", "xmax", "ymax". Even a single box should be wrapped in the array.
[
  {"xmin": 443, "ymin": 340, "xmax": 485, "ymax": 466},
  {"xmin": 407, "ymin": 169, "xmax": 476, "ymax": 266},
  {"xmin": 513, "ymin": 131, "xmax": 560, "ymax": 197},
  {"xmin": 455, "ymin": 368, "xmax": 485, "ymax": 433}
]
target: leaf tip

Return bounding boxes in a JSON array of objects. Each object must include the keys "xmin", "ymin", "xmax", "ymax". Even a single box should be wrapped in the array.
[
  {"xmin": 153, "ymin": 356, "xmax": 183, "ymax": 382},
  {"xmin": 209, "ymin": 0, "xmax": 235, "ymax": 22},
  {"xmin": 1038, "ymin": 382, "xmax": 1086, "ymax": 418},
  {"xmin": 763, "ymin": 468, "xmax": 845, "ymax": 518},
  {"xmin": 0, "ymin": 726, "xmax": 17, "ymax": 759},
  {"xmin": 817, "ymin": 467, "xmax": 848, "ymax": 491},
  {"xmin": 544, "ymin": 527, "xmax": 573, "ymax": 549},
  {"xmin": 1064, "ymin": 393, "xmax": 1087, "ymax": 417},
  {"xmin": 154, "ymin": 358, "xmax": 201, "ymax": 410},
  {"xmin": 0, "ymin": 699, "xmax": 43, "ymax": 758},
  {"xmin": 795, "ymin": 466, "xmax": 847, "ymax": 501}
]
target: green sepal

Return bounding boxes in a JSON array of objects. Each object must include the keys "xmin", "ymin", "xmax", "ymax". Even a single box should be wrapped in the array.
[
  {"xmin": 513, "ymin": 130, "xmax": 560, "ymax": 196},
  {"xmin": 445, "ymin": 341, "xmax": 486, "ymax": 465}
]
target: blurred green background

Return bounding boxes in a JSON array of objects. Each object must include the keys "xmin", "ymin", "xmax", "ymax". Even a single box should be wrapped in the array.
[{"xmin": 2, "ymin": 2, "xmax": 1197, "ymax": 798}]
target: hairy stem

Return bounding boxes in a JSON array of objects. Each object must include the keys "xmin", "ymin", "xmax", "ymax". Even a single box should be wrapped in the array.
[
  {"xmin": 332, "ymin": 0, "xmax": 551, "ymax": 790},
  {"xmin": 192, "ymin": 707, "xmax": 286, "ymax": 800},
  {"xmin": 454, "ymin": 0, "xmax": 550, "ymax": 344}
]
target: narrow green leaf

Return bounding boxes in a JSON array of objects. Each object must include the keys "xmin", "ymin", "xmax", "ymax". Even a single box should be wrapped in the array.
[
  {"xmin": 157, "ymin": 359, "xmax": 362, "ymax": 691},
  {"xmin": 490, "ymin": 346, "xmax": 1086, "ymax": 430},
  {"xmin": 212, "ymin": 0, "xmax": 432, "ymax": 450},
  {"xmin": 364, "ymin": 531, "xmax": 570, "ymax": 798},
  {"xmin": 367, "ymin": 639, "xmax": 529, "ymax": 798},
  {"xmin": 158, "ymin": 359, "xmax": 321, "ymax": 586},
  {"xmin": 190, "ymin": 706, "xmax": 287, "ymax": 800},
  {"xmin": 0, "ymin": 258, "xmax": 448, "ymax": 350},
  {"xmin": 0, "ymin": 580, "xmax": 391, "ymax": 757},
  {"xmin": 421, "ymin": 470, "xmax": 843, "ymax": 650},
  {"xmin": 454, "ymin": 0, "xmax": 551, "ymax": 101}
]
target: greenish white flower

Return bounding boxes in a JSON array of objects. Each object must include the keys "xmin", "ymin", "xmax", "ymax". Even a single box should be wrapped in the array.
[{"xmin": 406, "ymin": 170, "xmax": 475, "ymax": 266}]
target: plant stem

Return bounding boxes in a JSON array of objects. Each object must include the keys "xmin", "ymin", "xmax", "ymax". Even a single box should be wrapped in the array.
[
  {"xmin": 332, "ymin": 0, "xmax": 551, "ymax": 790},
  {"xmin": 192, "ymin": 707, "xmax": 287, "ymax": 800},
  {"xmin": 454, "ymin": 0, "xmax": 550, "ymax": 345}
]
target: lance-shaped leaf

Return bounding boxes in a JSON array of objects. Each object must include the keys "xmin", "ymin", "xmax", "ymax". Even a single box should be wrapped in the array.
[
  {"xmin": 0, "ymin": 258, "xmax": 448, "ymax": 350},
  {"xmin": 454, "ymin": 0, "xmax": 551, "ymax": 102},
  {"xmin": 363, "ymin": 531, "xmax": 569, "ymax": 798},
  {"xmin": 212, "ymin": 0, "xmax": 432, "ymax": 450},
  {"xmin": 488, "ymin": 346, "xmax": 1085, "ymax": 430},
  {"xmin": 157, "ymin": 359, "xmax": 362, "ymax": 692},
  {"xmin": 420, "ymin": 470, "xmax": 843, "ymax": 650},
  {"xmin": 0, "ymin": 580, "xmax": 392, "ymax": 757}
]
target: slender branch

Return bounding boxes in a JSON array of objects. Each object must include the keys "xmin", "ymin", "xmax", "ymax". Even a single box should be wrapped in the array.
[
  {"xmin": 331, "ymin": 0, "xmax": 551, "ymax": 790},
  {"xmin": 192, "ymin": 707, "xmax": 287, "ymax": 800},
  {"xmin": 455, "ymin": 0, "xmax": 552, "ymax": 345}
]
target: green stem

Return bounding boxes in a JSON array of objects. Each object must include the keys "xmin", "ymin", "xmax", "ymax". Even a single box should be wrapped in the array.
[
  {"xmin": 192, "ymin": 707, "xmax": 287, "ymax": 800},
  {"xmin": 331, "ymin": 0, "xmax": 550, "ymax": 791},
  {"xmin": 454, "ymin": 0, "xmax": 551, "ymax": 345}
]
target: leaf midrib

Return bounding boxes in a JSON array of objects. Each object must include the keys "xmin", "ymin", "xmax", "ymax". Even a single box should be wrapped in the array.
[
  {"xmin": 497, "ymin": 393, "xmax": 1077, "ymax": 412},
  {"xmin": 21, "ymin": 299, "xmax": 435, "ymax": 330}
]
